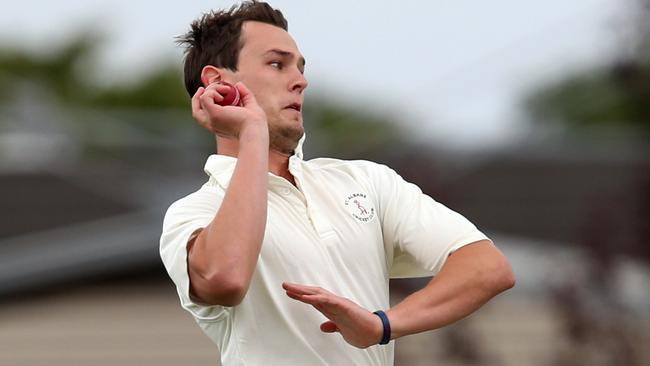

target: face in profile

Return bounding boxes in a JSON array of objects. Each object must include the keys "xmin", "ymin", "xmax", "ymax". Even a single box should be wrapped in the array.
[{"xmin": 230, "ymin": 21, "xmax": 308, "ymax": 150}]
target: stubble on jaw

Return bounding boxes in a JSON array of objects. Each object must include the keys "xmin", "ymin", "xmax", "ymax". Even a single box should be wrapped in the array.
[{"xmin": 269, "ymin": 124, "xmax": 304, "ymax": 156}]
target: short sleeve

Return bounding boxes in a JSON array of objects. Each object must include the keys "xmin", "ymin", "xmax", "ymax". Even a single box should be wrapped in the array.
[
  {"xmin": 159, "ymin": 183, "xmax": 229, "ymax": 321},
  {"xmin": 369, "ymin": 163, "xmax": 491, "ymax": 278}
]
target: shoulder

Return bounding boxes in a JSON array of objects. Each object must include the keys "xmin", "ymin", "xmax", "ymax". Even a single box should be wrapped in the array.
[
  {"xmin": 303, "ymin": 158, "xmax": 402, "ymax": 203},
  {"xmin": 304, "ymin": 158, "xmax": 400, "ymax": 193},
  {"xmin": 305, "ymin": 157, "xmax": 394, "ymax": 179},
  {"xmin": 162, "ymin": 179, "xmax": 223, "ymax": 230}
]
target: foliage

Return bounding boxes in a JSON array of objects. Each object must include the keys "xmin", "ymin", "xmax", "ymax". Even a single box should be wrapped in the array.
[
  {"xmin": 0, "ymin": 32, "xmax": 402, "ymax": 152},
  {"xmin": 524, "ymin": 61, "xmax": 650, "ymax": 128},
  {"xmin": 523, "ymin": 0, "xmax": 650, "ymax": 130}
]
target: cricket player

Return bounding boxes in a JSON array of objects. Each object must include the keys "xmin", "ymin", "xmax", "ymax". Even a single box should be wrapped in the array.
[{"xmin": 160, "ymin": 1, "xmax": 515, "ymax": 365}]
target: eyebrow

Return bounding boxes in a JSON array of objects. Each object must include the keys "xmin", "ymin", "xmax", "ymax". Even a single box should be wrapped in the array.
[{"xmin": 263, "ymin": 48, "xmax": 306, "ymax": 69}]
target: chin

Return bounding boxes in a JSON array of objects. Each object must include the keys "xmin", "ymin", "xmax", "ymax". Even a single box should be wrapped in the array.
[
  {"xmin": 280, "ymin": 123, "xmax": 304, "ymax": 141},
  {"xmin": 276, "ymin": 115, "xmax": 303, "ymax": 134},
  {"xmin": 269, "ymin": 123, "xmax": 303, "ymax": 154}
]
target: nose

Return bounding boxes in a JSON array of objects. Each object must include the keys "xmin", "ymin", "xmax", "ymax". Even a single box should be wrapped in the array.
[{"xmin": 290, "ymin": 70, "xmax": 308, "ymax": 93}]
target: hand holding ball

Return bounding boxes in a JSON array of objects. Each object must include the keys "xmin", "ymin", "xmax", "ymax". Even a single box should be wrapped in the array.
[{"xmin": 215, "ymin": 81, "xmax": 242, "ymax": 106}]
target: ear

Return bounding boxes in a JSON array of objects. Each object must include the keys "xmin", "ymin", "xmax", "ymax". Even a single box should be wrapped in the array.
[{"xmin": 200, "ymin": 65, "xmax": 223, "ymax": 87}]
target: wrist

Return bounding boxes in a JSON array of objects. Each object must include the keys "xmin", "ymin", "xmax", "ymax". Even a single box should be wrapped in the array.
[
  {"xmin": 384, "ymin": 309, "xmax": 404, "ymax": 339},
  {"xmin": 239, "ymin": 120, "xmax": 269, "ymax": 144},
  {"xmin": 372, "ymin": 310, "xmax": 392, "ymax": 345}
]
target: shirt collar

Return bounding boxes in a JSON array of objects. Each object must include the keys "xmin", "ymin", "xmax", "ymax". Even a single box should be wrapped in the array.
[
  {"xmin": 294, "ymin": 133, "xmax": 305, "ymax": 160},
  {"xmin": 204, "ymin": 132, "xmax": 306, "ymax": 189}
]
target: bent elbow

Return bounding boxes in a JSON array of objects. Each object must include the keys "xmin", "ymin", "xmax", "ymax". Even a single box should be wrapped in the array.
[
  {"xmin": 209, "ymin": 279, "xmax": 247, "ymax": 306},
  {"xmin": 493, "ymin": 261, "xmax": 516, "ymax": 293},
  {"xmin": 477, "ymin": 254, "xmax": 516, "ymax": 295},
  {"xmin": 190, "ymin": 269, "xmax": 249, "ymax": 307},
  {"xmin": 500, "ymin": 266, "xmax": 516, "ymax": 291}
]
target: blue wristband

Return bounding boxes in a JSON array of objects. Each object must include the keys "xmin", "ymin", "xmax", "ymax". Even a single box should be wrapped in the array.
[{"xmin": 373, "ymin": 310, "xmax": 391, "ymax": 345}]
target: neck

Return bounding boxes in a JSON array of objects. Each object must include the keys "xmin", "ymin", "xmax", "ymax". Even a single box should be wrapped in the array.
[{"xmin": 216, "ymin": 135, "xmax": 297, "ymax": 185}]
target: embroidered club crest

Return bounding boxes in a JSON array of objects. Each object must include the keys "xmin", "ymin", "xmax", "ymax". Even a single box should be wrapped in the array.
[{"xmin": 344, "ymin": 193, "xmax": 376, "ymax": 223}]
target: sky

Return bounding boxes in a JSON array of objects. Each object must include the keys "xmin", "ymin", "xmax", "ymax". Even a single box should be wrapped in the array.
[{"xmin": 0, "ymin": 0, "xmax": 627, "ymax": 149}]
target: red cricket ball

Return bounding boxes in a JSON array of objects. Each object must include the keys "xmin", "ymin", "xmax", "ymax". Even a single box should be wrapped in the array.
[{"xmin": 216, "ymin": 81, "xmax": 242, "ymax": 106}]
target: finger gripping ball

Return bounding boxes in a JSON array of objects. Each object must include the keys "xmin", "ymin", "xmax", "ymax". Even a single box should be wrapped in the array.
[{"xmin": 217, "ymin": 81, "xmax": 241, "ymax": 106}]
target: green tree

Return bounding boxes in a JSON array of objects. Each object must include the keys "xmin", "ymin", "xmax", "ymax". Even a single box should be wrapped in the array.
[
  {"xmin": 523, "ymin": 0, "xmax": 650, "ymax": 131},
  {"xmin": 0, "ymin": 32, "xmax": 403, "ymax": 155}
]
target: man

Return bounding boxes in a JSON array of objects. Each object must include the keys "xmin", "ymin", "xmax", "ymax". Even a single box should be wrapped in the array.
[{"xmin": 159, "ymin": 1, "xmax": 515, "ymax": 365}]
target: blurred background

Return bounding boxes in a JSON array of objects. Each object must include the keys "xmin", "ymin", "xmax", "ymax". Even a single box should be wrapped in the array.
[{"xmin": 1, "ymin": 0, "xmax": 649, "ymax": 365}]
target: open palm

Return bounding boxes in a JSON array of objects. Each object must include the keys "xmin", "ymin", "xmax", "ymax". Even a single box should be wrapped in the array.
[{"xmin": 282, "ymin": 282, "xmax": 384, "ymax": 349}]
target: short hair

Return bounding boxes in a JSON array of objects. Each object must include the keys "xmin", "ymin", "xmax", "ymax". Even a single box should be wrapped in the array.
[{"xmin": 177, "ymin": 1, "xmax": 288, "ymax": 97}]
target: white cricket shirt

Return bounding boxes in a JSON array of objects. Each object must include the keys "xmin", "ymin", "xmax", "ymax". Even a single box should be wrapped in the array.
[{"xmin": 159, "ymin": 136, "xmax": 490, "ymax": 366}]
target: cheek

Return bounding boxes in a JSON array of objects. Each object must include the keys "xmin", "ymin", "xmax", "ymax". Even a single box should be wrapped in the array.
[
  {"xmin": 238, "ymin": 73, "xmax": 280, "ymax": 113},
  {"xmin": 252, "ymin": 89, "xmax": 273, "ymax": 109},
  {"xmin": 254, "ymin": 87, "xmax": 279, "ymax": 111}
]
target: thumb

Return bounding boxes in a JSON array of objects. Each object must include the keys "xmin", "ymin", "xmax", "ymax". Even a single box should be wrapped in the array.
[
  {"xmin": 320, "ymin": 321, "xmax": 339, "ymax": 333},
  {"xmin": 234, "ymin": 81, "xmax": 257, "ymax": 107}
]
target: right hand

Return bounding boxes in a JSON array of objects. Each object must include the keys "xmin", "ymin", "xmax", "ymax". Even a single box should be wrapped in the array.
[{"xmin": 191, "ymin": 81, "xmax": 267, "ymax": 139}]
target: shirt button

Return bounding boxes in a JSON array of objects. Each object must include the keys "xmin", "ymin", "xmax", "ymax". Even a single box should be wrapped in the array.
[{"xmin": 280, "ymin": 187, "xmax": 291, "ymax": 196}]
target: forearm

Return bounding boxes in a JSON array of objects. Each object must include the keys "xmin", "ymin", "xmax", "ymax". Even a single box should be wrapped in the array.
[
  {"xmin": 189, "ymin": 124, "xmax": 269, "ymax": 304},
  {"xmin": 386, "ymin": 240, "xmax": 515, "ymax": 339}
]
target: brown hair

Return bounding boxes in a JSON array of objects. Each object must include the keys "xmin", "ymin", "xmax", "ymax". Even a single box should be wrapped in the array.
[{"xmin": 177, "ymin": 1, "xmax": 288, "ymax": 97}]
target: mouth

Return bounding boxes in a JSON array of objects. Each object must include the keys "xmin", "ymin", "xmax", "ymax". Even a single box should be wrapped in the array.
[{"xmin": 284, "ymin": 102, "xmax": 302, "ymax": 112}]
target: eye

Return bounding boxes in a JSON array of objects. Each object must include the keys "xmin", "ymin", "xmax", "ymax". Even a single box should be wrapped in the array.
[{"xmin": 269, "ymin": 61, "xmax": 283, "ymax": 69}]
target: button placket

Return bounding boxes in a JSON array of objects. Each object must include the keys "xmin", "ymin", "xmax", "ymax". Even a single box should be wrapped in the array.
[
  {"xmin": 293, "ymin": 181, "xmax": 335, "ymax": 238},
  {"xmin": 286, "ymin": 160, "xmax": 334, "ymax": 238}
]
